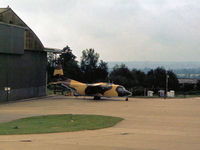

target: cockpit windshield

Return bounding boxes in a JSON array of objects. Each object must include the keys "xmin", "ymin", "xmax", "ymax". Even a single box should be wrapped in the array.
[{"xmin": 117, "ymin": 86, "xmax": 125, "ymax": 92}]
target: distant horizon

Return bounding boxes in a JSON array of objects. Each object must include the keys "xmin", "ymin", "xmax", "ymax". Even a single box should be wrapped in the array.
[
  {"xmin": 107, "ymin": 61, "xmax": 200, "ymax": 62},
  {"xmin": 107, "ymin": 61, "xmax": 200, "ymax": 70}
]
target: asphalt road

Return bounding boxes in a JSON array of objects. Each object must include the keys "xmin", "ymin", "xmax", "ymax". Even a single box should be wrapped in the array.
[{"xmin": 0, "ymin": 96, "xmax": 200, "ymax": 150}]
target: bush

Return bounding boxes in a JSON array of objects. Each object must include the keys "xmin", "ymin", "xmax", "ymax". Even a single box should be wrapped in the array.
[{"xmin": 131, "ymin": 86, "xmax": 145, "ymax": 96}]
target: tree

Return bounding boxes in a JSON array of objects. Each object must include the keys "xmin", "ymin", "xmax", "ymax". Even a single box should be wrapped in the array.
[
  {"xmin": 110, "ymin": 64, "xmax": 133, "ymax": 89},
  {"xmin": 131, "ymin": 69, "xmax": 146, "ymax": 87},
  {"xmin": 58, "ymin": 45, "xmax": 82, "ymax": 81},
  {"xmin": 96, "ymin": 60, "xmax": 109, "ymax": 82},
  {"xmin": 146, "ymin": 67, "xmax": 179, "ymax": 92},
  {"xmin": 154, "ymin": 67, "xmax": 166, "ymax": 91},
  {"xmin": 47, "ymin": 52, "xmax": 58, "ymax": 83},
  {"xmin": 130, "ymin": 69, "xmax": 146, "ymax": 96},
  {"xmin": 80, "ymin": 48, "xmax": 108, "ymax": 82},
  {"xmin": 81, "ymin": 48, "xmax": 99, "ymax": 70},
  {"xmin": 145, "ymin": 69, "xmax": 154, "ymax": 89},
  {"xmin": 167, "ymin": 70, "xmax": 179, "ymax": 91},
  {"xmin": 145, "ymin": 67, "xmax": 166, "ymax": 91}
]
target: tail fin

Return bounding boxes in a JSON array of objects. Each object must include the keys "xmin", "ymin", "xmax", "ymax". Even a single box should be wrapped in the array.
[{"xmin": 53, "ymin": 65, "xmax": 64, "ymax": 76}]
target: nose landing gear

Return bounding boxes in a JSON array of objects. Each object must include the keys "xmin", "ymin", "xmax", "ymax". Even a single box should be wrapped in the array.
[
  {"xmin": 125, "ymin": 97, "xmax": 128, "ymax": 101},
  {"xmin": 94, "ymin": 96, "xmax": 101, "ymax": 100}
]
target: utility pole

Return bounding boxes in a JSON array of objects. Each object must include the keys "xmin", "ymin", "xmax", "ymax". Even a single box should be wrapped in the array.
[
  {"xmin": 165, "ymin": 74, "xmax": 169, "ymax": 98},
  {"xmin": 6, "ymin": 56, "xmax": 9, "ymax": 101}
]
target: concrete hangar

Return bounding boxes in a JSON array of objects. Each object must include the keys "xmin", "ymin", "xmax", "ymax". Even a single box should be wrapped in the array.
[{"xmin": 0, "ymin": 7, "xmax": 57, "ymax": 102}]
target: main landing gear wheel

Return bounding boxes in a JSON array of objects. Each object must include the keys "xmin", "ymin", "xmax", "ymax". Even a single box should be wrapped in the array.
[
  {"xmin": 94, "ymin": 96, "xmax": 101, "ymax": 100},
  {"xmin": 125, "ymin": 97, "xmax": 128, "ymax": 101}
]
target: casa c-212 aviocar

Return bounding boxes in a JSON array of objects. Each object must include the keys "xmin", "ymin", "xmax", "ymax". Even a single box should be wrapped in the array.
[{"xmin": 51, "ymin": 79, "xmax": 132, "ymax": 101}]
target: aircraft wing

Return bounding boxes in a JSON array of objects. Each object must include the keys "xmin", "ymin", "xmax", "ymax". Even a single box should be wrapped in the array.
[{"xmin": 49, "ymin": 81, "xmax": 80, "ymax": 96}]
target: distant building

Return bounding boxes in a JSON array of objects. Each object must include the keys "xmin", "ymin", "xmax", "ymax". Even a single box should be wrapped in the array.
[
  {"xmin": 177, "ymin": 73, "xmax": 200, "ymax": 79},
  {"xmin": 178, "ymin": 78, "xmax": 199, "ymax": 85},
  {"xmin": 0, "ymin": 7, "xmax": 48, "ymax": 101},
  {"xmin": 178, "ymin": 78, "xmax": 199, "ymax": 89}
]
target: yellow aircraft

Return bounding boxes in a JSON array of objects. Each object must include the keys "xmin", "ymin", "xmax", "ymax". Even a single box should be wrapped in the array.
[{"xmin": 50, "ymin": 79, "xmax": 132, "ymax": 101}]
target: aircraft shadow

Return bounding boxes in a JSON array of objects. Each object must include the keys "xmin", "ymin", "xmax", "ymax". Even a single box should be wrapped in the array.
[{"xmin": 53, "ymin": 96, "xmax": 126, "ymax": 102}]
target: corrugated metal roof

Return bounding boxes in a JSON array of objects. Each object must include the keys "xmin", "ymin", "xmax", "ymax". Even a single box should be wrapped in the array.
[
  {"xmin": 0, "ymin": 21, "xmax": 28, "ymax": 29},
  {"xmin": 44, "ymin": 47, "xmax": 62, "ymax": 54},
  {"xmin": 0, "ymin": 8, "xmax": 9, "ymax": 14},
  {"xmin": 0, "ymin": 7, "xmax": 44, "ymax": 51}
]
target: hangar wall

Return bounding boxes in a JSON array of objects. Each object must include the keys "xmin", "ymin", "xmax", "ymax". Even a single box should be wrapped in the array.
[
  {"xmin": 0, "ymin": 51, "xmax": 47, "ymax": 102},
  {"xmin": 0, "ymin": 7, "xmax": 47, "ymax": 102}
]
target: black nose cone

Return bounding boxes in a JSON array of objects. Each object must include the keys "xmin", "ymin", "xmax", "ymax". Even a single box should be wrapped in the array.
[
  {"xmin": 116, "ymin": 86, "xmax": 132, "ymax": 97},
  {"xmin": 125, "ymin": 90, "xmax": 132, "ymax": 96}
]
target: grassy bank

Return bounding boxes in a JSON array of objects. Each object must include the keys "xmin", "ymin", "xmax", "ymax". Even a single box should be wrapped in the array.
[{"xmin": 0, "ymin": 114, "xmax": 123, "ymax": 135}]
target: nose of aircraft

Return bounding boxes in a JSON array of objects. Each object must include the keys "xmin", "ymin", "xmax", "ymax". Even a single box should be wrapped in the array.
[
  {"xmin": 125, "ymin": 89, "xmax": 132, "ymax": 96},
  {"xmin": 117, "ymin": 86, "xmax": 132, "ymax": 97}
]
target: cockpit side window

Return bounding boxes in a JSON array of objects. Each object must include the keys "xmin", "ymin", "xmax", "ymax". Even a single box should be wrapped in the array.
[{"xmin": 116, "ymin": 86, "xmax": 124, "ymax": 93}]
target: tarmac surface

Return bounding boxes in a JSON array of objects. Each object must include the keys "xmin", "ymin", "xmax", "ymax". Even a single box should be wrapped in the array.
[{"xmin": 0, "ymin": 96, "xmax": 200, "ymax": 150}]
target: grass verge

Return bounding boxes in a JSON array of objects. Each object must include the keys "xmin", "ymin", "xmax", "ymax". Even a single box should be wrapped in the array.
[{"xmin": 0, "ymin": 114, "xmax": 123, "ymax": 135}]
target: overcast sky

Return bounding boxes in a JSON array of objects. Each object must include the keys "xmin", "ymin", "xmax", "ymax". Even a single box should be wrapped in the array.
[{"xmin": 1, "ymin": 0, "xmax": 200, "ymax": 62}]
